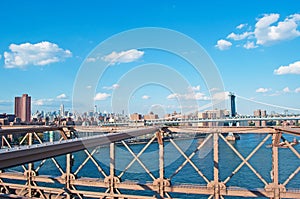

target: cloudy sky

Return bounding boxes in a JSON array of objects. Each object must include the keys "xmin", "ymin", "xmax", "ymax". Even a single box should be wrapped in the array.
[{"xmin": 0, "ymin": 0, "xmax": 300, "ymax": 115}]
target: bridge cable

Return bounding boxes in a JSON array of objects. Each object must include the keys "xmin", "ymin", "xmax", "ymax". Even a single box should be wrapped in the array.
[{"xmin": 235, "ymin": 94, "xmax": 300, "ymax": 112}]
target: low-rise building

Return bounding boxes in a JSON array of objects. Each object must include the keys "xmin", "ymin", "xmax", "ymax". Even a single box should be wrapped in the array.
[
  {"xmin": 130, "ymin": 113, "xmax": 142, "ymax": 121},
  {"xmin": 144, "ymin": 112, "xmax": 159, "ymax": 120}
]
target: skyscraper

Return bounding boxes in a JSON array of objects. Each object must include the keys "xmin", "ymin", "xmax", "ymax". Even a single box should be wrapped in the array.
[
  {"xmin": 15, "ymin": 94, "xmax": 31, "ymax": 122},
  {"xmin": 60, "ymin": 104, "xmax": 65, "ymax": 117}
]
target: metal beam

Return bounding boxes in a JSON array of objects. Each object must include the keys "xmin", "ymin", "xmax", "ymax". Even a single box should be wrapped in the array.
[
  {"xmin": 168, "ymin": 126, "xmax": 300, "ymax": 136},
  {"xmin": 0, "ymin": 127, "xmax": 158, "ymax": 169},
  {"xmin": 274, "ymin": 127, "xmax": 300, "ymax": 136},
  {"xmin": 0, "ymin": 126, "xmax": 75, "ymax": 136}
]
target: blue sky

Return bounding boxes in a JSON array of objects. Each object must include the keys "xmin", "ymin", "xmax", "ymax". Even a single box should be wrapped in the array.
[{"xmin": 0, "ymin": 0, "xmax": 300, "ymax": 115}]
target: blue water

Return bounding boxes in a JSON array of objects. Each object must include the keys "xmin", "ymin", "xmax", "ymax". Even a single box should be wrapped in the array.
[{"xmin": 6, "ymin": 133, "xmax": 300, "ymax": 198}]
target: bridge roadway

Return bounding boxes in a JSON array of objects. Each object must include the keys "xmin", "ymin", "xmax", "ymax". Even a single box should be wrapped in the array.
[
  {"xmin": 146, "ymin": 116, "xmax": 300, "ymax": 124},
  {"xmin": 86, "ymin": 116, "xmax": 300, "ymax": 126},
  {"xmin": 0, "ymin": 125, "xmax": 299, "ymax": 198}
]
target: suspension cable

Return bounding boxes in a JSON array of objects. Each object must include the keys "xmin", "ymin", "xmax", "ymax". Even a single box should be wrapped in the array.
[{"xmin": 236, "ymin": 94, "xmax": 300, "ymax": 112}]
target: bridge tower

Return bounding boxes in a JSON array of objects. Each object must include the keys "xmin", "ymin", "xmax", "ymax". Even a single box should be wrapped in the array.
[{"xmin": 229, "ymin": 92, "xmax": 236, "ymax": 117}]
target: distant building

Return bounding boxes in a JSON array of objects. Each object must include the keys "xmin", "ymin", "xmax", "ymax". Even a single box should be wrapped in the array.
[
  {"xmin": 15, "ymin": 94, "xmax": 31, "ymax": 122},
  {"xmin": 130, "ymin": 113, "xmax": 142, "ymax": 121},
  {"xmin": 0, "ymin": 113, "xmax": 16, "ymax": 125},
  {"xmin": 261, "ymin": 110, "xmax": 267, "ymax": 126},
  {"xmin": 198, "ymin": 109, "xmax": 229, "ymax": 127},
  {"xmin": 198, "ymin": 112, "xmax": 208, "ymax": 127},
  {"xmin": 253, "ymin": 109, "xmax": 267, "ymax": 126},
  {"xmin": 60, "ymin": 104, "xmax": 65, "ymax": 117},
  {"xmin": 144, "ymin": 112, "xmax": 159, "ymax": 120},
  {"xmin": 0, "ymin": 114, "xmax": 11, "ymax": 125},
  {"xmin": 164, "ymin": 111, "xmax": 181, "ymax": 120},
  {"xmin": 94, "ymin": 105, "xmax": 98, "ymax": 113}
]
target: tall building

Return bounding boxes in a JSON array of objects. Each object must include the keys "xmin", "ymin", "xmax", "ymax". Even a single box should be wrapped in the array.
[
  {"xmin": 60, "ymin": 104, "xmax": 65, "ymax": 117},
  {"xmin": 15, "ymin": 94, "xmax": 31, "ymax": 122}
]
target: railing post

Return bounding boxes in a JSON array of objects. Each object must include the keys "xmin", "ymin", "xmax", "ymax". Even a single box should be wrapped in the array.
[
  {"xmin": 105, "ymin": 142, "xmax": 121, "ymax": 196},
  {"xmin": 109, "ymin": 142, "xmax": 116, "ymax": 195},
  {"xmin": 272, "ymin": 133, "xmax": 279, "ymax": 199},
  {"xmin": 266, "ymin": 131, "xmax": 286, "ymax": 199},
  {"xmin": 65, "ymin": 153, "xmax": 72, "ymax": 199},
  {"xmin": 28, "ymin": 132, "xmax": 33, "ymax": 197},
  {"xmin": 66, "ymin": 153, "xmax": 71, "ymax": 189},
  {"xmin": 159, "ymin": 131, "xmax": 165, "ymax": 198},
  {"xmin": 153, "ymin": 131, "xmax": 169, "ymax": 198},
  {"xmin": 213, "ymin": 132, "xmax": 219, "ymax": 199}
]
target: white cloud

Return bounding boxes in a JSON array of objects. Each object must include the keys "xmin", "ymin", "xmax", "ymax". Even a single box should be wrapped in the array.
[
  {"xmin": 0, "ymin": 100, "xmax": 11, "ymax": 103},
  {"xmin": 167, "ymin": 92, "xmax": 210, "ymax": 101},
  {"xmin": 57, "ymin": 93, "xmax": 67, "ymax": 99},
  {"xmin": 215, "ymin": 39, "xmax": 232, "ymax": 50},
  {"xmin": 32, "ymin": 98, "xmax": 54, "ymax": 106},
  {"xmin": 3, "ymin": 41, "xmax": 72, "ymax": 68},
  {"xmin": 256, "ymin": 13, "xmax": 280, "ymax": 29},
  {"xmin": 227, "ymin": 31, "xmax": 253, "ymax": 41},
  {"xmin": 236, "ymin": 23, "xmax": 247, "ymax": 29},
  {"xmin": 142, "ymin": 95, "xmax": 150, "ymax": 100},
  {"xmin": 256, "ymin": 88, "xmax": 270, "ymax": 93},
  {"xmin": 167, "ymin": 93, "xmax": 178, "ymax": 100},
  {"xmin": 188, "ymin": 85, "xmax": 201, "ymax": 92},
  {"xmin": 255, "ymin": 13, "xmax": 300, "ymax": 45},
  {"xmin": 34, "ymin": 100, "xmax": 44, "ymax": 106},
  {"xmin": 193, "ymin": 93, "xmax": 210, "ymax": 100},
  {"xmin": 34, "ymin": 99, "xmax": 45, "ymax": 106},
  {"xmin": 268, "ymin": 87, "xmax": 294, "ymax": 96},
  {"xmin": 102, "ymin": 49, "xmax": 144, "ymax": 65},
  {"xmin": 94, "ymin": 93, "xmax": 111, "ymax": 101},
  {"xmin": 274, "ymin": 61, "xmax": 300, "ymax": 75},
  {"xmin": 212, "ymin": 91, "xmax": 230, "ymax": 101},
  {"xmin": 283, "ymin": 87, "xmax": 290, "ymax": 93},
  {"xmin": 243, "ymin": 41, "xmax": 258, "ymax": 49},
  {"xmin": 86, "ymin": 57, "xmax": 97, "ymax": 62},
  {"xmin": 218, "ymin": 13, "xmax": 300, "ymax": 50},
  {"xmin": 86, "ymin": 85, "xmax": 92, "ymax": 89},
  {"xmin": 103, "ymin": 84, "xmax": 120, "ymax": 90},
  {"xmin": 269, "ymin": 91, "xmax": 281, "ymax": 97},
  {"xmin": 209, "ymin": 88, "xmax": 220, "ymax": 92}
]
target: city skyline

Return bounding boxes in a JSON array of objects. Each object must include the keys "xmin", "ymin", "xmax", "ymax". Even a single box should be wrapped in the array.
[{"xmin": 0, "ymin": 1, "xmax": 300, "ymax": 115}]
